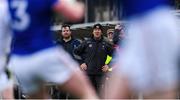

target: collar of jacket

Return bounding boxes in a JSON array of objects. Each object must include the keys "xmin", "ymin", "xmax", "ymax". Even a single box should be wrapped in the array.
[
  {"xmin": 58, "ymin": 37, "xmax": 74, "ymax": 43},
  {"xmin": 91, "ymin": 34, "xmax": 103, "ymax": 41}
]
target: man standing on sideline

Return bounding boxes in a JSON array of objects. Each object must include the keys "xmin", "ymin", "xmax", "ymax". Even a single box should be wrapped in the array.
[
  {"xmin": 54, "ymin": 24, "xmax": 82, "ymax": 99},
  {"xmin": 113, "ymin": 24, "xmax": 125, "ymax": 46},
  {"xmin": 106, "ymin": 29, "xmax": 114, "ymax": 45},
  {"xmin": 56, "ymin": 24, "xmax": 82, "ymax": 64},
  {"xmin": 74, "ymin": 23, "xmax": 114, "ymax": 96}
]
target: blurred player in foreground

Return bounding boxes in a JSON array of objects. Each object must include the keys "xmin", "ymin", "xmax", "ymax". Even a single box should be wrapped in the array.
[
  {"xmin": 6, "ymin": 0, "xmax": 97, "ymax": 99},
  {"xmin": 103, "ymin": 0, "xmax": 180, "ymax": 99},
  {"xmin": 0, "ymin": 0, "xmax": 13, "ymax": 99}
]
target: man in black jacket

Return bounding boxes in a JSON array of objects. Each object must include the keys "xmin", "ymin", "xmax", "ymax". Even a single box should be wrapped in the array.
[
  {"xmin": 56, "ymin": 24, "xmax": 82, "ymax": 64},
  {"xmin": 74, "ymin": 23, "xmax": 114, "ymax": 95},
  {"xmin": 54, "ymin": 24, "xmax": 82, "ymax": 99}
]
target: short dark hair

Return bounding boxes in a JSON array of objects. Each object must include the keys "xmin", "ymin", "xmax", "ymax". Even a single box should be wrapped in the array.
[{"xmin": 61, "ymin": 24, "xmax": 71, "ymax": 30}]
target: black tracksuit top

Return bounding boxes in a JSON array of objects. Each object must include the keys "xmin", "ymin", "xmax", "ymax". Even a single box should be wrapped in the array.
[{"xmin": 74, "ymin": 37, "xmax": 113, "ymax": 75}]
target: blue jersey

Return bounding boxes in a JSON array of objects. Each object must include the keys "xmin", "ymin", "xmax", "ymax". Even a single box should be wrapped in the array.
[
  {"xmin": 122, "ymin": 0, "xmax": 171, "ymax": 18},
  {"xmin": 8, "ymin": 0, "xmax": 58, "ymax": 55}
]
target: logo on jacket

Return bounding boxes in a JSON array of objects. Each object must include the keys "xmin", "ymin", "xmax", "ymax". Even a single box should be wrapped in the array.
[
  {"xmin": 102, "ymin": 45, "xmax": 105, "ymax": 48},
  {"xmin": 89, "ymin": 44, "xmax": 92, "ymax": 47}
]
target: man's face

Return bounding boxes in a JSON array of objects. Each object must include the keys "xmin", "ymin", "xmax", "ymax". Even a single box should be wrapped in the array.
[
  {"xmin": 61, "ymin": 27, "xmax": 71, "ymax": 38},
  {"xmin": 93, "ymin": 28, "xmax": 102, "ymax": 38},
  {"xmin": 107, "ymin": 32, "xmax": 113, "ymax": 40}
]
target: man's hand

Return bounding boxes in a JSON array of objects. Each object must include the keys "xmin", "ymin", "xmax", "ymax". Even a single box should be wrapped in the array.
[
  {"xmin": 102, "ymin": 65, "xmax": 109, "ymax": 72},
  {"xmin": 80, "ymin": 63, "xmax": 87, "ymax": 71}
]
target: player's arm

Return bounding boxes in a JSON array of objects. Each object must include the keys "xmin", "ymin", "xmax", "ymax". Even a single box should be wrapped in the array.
[{"xmin": 53, "ymin": 0, "xmax": 84, "ymax": 22}]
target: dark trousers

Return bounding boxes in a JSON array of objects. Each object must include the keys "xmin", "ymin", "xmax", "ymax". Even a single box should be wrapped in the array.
[
  {"xmin": 88, "ymin": 75, "xmax": 105, "ymax": 95},
  {"xmin": 51, "ymin": 86, "xmax": 78, "ymax": 99}
]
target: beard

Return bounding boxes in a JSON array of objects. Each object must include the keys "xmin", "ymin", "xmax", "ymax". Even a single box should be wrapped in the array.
[{"xmin": 63, "ymin": 34, "xmax": 71, "ymax": 39}]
